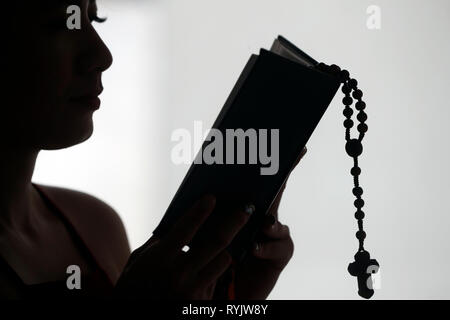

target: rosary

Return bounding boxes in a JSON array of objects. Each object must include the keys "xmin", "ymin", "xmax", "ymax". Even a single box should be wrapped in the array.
[{"xmin": 316, "ymin": 63, "xmax": 380, "ymax": 299}]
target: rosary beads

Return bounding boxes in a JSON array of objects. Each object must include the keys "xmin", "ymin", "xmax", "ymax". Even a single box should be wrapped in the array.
[{"xmin": 316, "ymin": 63, "xmax": 380, "ymax": 299}]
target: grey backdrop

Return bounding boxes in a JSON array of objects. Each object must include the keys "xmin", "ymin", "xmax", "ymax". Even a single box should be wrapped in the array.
[{"xmin": 34, "ymin": 0, "xmax": 450, "ymax": 299}]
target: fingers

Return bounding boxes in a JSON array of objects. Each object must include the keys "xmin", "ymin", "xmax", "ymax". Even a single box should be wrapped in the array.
[
  {"xmin": 197, "ymin": 251, "xmax": 232, "ymax": 287},
  {"xmin": 127, "ymin": 236, "xmax": 160, "ymax": 266},
  {"xmin": 162, "ymin": 194, "xmax": 216, "ymax": 257},
  {"xmin": 252, "ymin": 237, "xmax": 294, "ymax": 263},
  {"xmin": 252, "ymin": 219, "xmax": 294, "ymax": 265},
  {"xmin": 267, "ymin": 187, "xmax": 285, "ymax": 219},
  {"xmin": 184, "ymin": 207, "xmax": 251, "ymax": 271},
  {"xmin": 260, "ymin": 217, "xmax": 291, "ymax": 240},
  {"xmin": 140, "ymin": 236, "xmax": 160, "ymax": 252}
]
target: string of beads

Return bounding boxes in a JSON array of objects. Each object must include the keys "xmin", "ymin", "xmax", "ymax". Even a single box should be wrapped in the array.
[{"xmin": 316, "ymin": 63, "xmax": 379, "ymax": 299}]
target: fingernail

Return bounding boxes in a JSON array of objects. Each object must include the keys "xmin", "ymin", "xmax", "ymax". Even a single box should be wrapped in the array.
[{"xmin": 244, "ymin": 203, "xmax": 256, "ymax": 215}]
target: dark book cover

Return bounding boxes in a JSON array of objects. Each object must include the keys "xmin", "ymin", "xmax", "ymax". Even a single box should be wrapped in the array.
[{"xmin": 153, "ymin": 39, "xmax": 341, "ymax": 262}]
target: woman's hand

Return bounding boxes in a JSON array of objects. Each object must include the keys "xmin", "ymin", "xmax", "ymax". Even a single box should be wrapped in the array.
[
  {"xmin": 231, "ymin": 147, "xmax": 307, "ymax": 299},
  {"xmin": 114, "ymin": 146, "xmax": 306, "ymax": 300},
  {"xmin": 113, "ymin": 194, "xmax": 252, "ymax": 299}
]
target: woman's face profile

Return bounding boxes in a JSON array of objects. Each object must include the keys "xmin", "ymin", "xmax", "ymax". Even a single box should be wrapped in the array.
[{"xmin": 2, "ymin": 0, "xmax": 113, "ymax": 151}]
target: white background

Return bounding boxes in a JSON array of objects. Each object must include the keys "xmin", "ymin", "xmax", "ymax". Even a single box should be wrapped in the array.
[{"xmin": 33, "ymin": 0, "xmax": 450, "ymax": 299}]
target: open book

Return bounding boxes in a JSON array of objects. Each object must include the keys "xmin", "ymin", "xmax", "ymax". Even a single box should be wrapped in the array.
[
  {"xmin": 270, "ymin": 35, "xmax": 318, "ymax": 67},
  {"xmin": 153, "ymin": 36, "xmax": 341, "ymax": 263}
]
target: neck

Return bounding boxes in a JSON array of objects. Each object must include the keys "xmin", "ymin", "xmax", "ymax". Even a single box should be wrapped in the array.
[{"xmin": 0, "ymin": 146, "xmax": 40, "ymax": 229}]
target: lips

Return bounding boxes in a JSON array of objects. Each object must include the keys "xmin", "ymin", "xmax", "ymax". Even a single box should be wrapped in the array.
[
  {"xmin": 69, "ymin": 86, "xmax": 103, "ymax": 110},
  {"xmin": 70, "ymin": 95, "xmax": 101, "ymax": 110}
]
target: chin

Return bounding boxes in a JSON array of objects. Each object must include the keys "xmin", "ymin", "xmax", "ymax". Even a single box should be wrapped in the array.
[{"xmin": 39, "ymin": 117, "xmax": 95, "ymax": 150}]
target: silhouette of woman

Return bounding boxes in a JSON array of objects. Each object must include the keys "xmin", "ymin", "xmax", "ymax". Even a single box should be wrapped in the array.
[{"xmin": 0, "ymin": 0, "xmax": 304, "ymax": 299}]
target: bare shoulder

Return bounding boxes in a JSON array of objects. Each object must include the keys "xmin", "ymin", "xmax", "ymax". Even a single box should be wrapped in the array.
[
  {"xmin": 34, "ymin": 183, "xmax": 131, "ymax": 282},
  {"xmin": 37, "ymin": 185, "xmax": 128, "ymax": 238}
]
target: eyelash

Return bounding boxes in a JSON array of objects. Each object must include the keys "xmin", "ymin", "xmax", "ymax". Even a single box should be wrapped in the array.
[
  {"xmin": 45, "ymin": 12, "xmax": 106, "ymax": 31},
  {"xmin": 90, "ymin": 14, "xmax": 107, "ymax": 23}
]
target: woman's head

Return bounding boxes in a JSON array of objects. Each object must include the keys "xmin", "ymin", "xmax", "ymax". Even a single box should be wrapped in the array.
[{"xmin": 2, "ymin": 0, "xmax": 112, "ymax": 150}]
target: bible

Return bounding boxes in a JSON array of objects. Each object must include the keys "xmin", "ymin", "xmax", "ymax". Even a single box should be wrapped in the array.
[{"xmin": 153, "ymin": 35, "xmax": 341, "ymax": 262}]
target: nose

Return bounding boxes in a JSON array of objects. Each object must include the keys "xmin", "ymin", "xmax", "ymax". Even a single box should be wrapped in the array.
[{"xmin": 77, "ymin": 24, "xmax": 113, "ymax": 75}]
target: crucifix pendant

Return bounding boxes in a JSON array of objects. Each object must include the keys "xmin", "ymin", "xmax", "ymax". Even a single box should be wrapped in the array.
[{"xmin": 347, "ymin": 250, "xmax": 380, "ymax": 299}]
